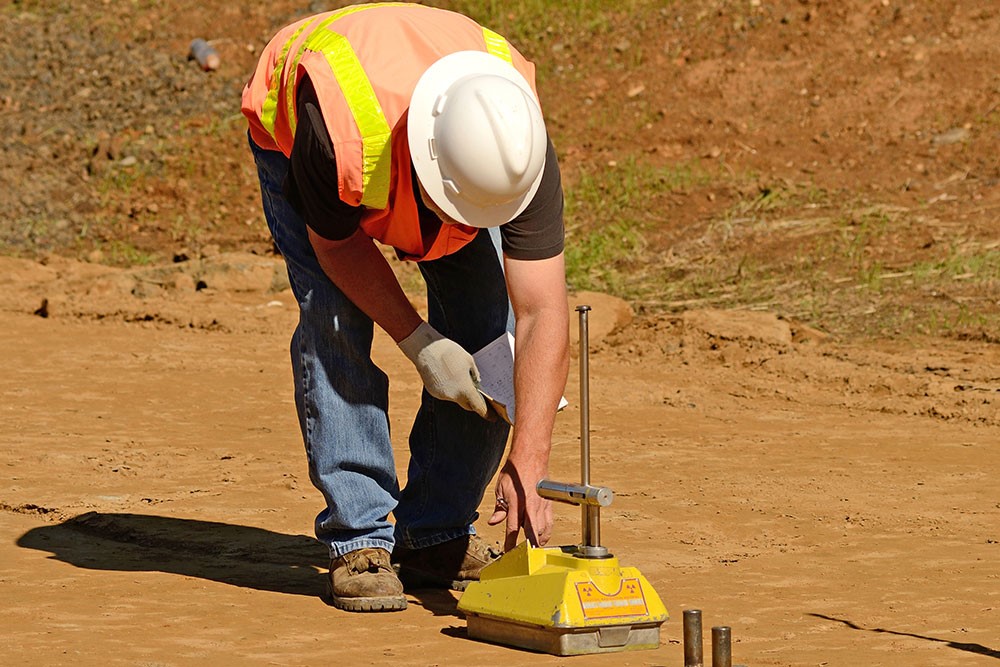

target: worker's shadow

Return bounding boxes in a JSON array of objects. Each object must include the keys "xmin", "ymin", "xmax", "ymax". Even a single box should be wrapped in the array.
[
  {"xmin": 17, "ymin": 511, "xmax": 329, "ymax": 598},
  {"xmin": 16, "ymin": 511, "xmax": 465, "ymax": 618},
  {"xmin": 405, "ymin": 589, "xmax": 463, "ymax": 618},
  {"xmin": 809, "ymin": 613, "xmax": 1000, "ymax": 659}
]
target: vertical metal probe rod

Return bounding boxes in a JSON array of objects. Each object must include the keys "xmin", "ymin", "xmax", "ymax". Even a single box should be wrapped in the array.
[
  {"xmin": 576, "ymin": 305, "xmax": 600, "ymax": 548},
  {"xmin": 712, "ymin": 626, "xmax": 732, "ymax": 667},
  {"xmin": 683, "ymin": 609, "xmax": 704, "ymax": 667},
  {"xmin": 577, "ymin": 305, "xmax": 591, "ymax": 485}
]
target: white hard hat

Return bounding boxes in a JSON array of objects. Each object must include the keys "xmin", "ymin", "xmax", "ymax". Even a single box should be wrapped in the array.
[{"xmin": 408, "ymin": 51, "xmax": 547, "ymax": 228}]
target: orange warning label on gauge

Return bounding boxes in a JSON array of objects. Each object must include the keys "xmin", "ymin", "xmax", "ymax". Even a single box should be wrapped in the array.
[{"xmin": 575, "ymin": 578, "xmax": 649, "ymax": 619}]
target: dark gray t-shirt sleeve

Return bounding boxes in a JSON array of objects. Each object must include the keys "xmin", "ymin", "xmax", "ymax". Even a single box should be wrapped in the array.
[{"xmin": 500, "ymin": 138, "xmax": 564, "ymax": 261}]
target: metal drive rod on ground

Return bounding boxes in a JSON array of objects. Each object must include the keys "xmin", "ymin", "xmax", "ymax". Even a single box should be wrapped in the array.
[
  {"xmin": 684, "ymin": 609, "xmax": 704, "ymax": 667},
  {"xmin": 712, "ymin": 626, "xmax": 732, "ymax": 667}
]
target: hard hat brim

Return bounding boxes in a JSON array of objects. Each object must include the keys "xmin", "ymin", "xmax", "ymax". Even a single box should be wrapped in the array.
[{"xmin": 408, "ymin": 51, "xmax": 546, "ymax": 229}]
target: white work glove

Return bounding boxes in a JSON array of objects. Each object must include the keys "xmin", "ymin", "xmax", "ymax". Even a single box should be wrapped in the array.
[{"xmin": 398, "ymin": 322, "xmax": 489, "ymax": 418}]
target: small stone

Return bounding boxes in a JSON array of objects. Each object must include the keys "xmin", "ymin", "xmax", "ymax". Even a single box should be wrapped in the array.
[
  {"xmin": 626, "ymin": 83, "xmax": 646, "ymax": 98},
  {"xmin": 932, "ymin": 127, "xmax": 970, "ymax": 145},
  {"xmin": 33, "ymin": 298, "xmax": 50, "ymax": 318}
]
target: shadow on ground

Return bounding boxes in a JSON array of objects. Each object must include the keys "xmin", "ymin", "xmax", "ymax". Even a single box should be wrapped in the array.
[
  {"xmin": 408, "ymin": 589, "xmax": 462, "ymax": 618},
  {"xmin": 809, "ymin": 613, "xmax": 1000, "ymax": 659},
  {"xmin": 17, "ymin": 512, "xmax": 328, "ymax": 597}
]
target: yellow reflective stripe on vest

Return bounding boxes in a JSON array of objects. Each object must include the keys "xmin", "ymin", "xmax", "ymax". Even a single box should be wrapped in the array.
[
  {"xmin": 284, "ymin": 3, "xmax": 410, "ymax": 136},
  {"xmin": 306, "ymin": 29, "xmax": 392, "ymax": 209},
  {"xmin": 482, "ymin": 28, "xmax": 512, "ymax": 63},
  {"xmin": 259, "ymin": 17, "xmax": 319, "ymax": 136},
  {"xmin": 283, "ymin": 13, "xmax": 348, "ymax": 136},
  {"xmin": 278, "ymin": 3, "xmax": 409, "ymax": 208}
]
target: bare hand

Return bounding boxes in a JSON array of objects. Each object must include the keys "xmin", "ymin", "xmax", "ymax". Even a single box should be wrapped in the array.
[{"xmin": 487, "ymin": 458, "xmax": 553, "ymax": 551}]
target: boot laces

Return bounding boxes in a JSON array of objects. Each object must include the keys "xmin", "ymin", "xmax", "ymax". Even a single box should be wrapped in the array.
[{"xmin": 346, "ymin": 548, "xmax": 391, "ymax": 574}]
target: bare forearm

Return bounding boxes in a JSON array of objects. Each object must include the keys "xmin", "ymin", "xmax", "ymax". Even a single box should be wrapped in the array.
[
  {"xmin": 506, "ymin": 252, "xmax": 570, "ymax": 471},
  {"xmin": 487, "ymin": 253, "xmax": 567, "ymax": 548},
  {"xmin": 510, "ymin": 307, "xmax": 569, "ymax": 468},
  {"xmin": 308, "ymin": 227, "xmax": 422, "ymax": 342}
]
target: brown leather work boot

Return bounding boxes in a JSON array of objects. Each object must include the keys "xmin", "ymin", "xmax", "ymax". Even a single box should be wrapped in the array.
[
  {"xmin": 328, "ymin": 547, "xmax": 407, "ymax": 612},
  {"xmin": 391, "ymin": 535, "xmax": 501, "ymax": 591}
]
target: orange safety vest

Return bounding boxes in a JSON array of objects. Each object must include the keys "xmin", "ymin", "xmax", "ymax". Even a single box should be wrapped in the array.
[{"xmin": 241, "ymin": 3, "xmax": 539, "ymax": 261}]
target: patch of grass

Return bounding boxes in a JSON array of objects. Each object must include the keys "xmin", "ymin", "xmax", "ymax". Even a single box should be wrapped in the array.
[
  {"xmin": 614, "ymin": 185, "xmax": 999, "ymax": 340},
  {"xmin": 563, "ymin": 157, "xmax": 710, "ymax": 294},
  {"xmin": 564, "ymin": 220, "xmax": 645, "ymax": 294},
  {"xmin": 101, "ymin": 240, "xmax": 156, "ymax": 267},
  {"xmin": 439, "ymin": 0, "xmax": 667, "ymax": 80},
  {"xmin": 918, "ymin": 303, "xmax": 998, "ymax": 339},
  {"xmin": 22, "ymin": 215, "xmax": 59, "ymax": 245},
  {"xmin": 168, "ymin": 215, "xmax": 203, "ymax": 248},
  {"xmin": 1, "ymin": 214, "xmax": 65, "ymax": 255},
  {"xmin": 911, "ymin": 247, "xmax": 1000, "ymax": 283},
  {"xmin": 567, "ymin": 157, "xmax": 710, "ymax": 221},
  {"xmin": 442, "ymin": 0, "xmax": 654, "ymax": 40},
  {"xmin": 184, "ymin": 112, "xmax": 247, "ymax": 141},
  {"xmin": 725, "ymin": 180, "xmax": 833, "ymax": 219},
  {"xmin": 96, "ymin": 168, "xmax": 142, "ymax": 198},
  {"xmin": 797, "ymin": 243, "xmax": 1000, "ymax": 339},
  {"xmin": 5, "ymin": 0, "xmax": 70, "ymax": 16}
]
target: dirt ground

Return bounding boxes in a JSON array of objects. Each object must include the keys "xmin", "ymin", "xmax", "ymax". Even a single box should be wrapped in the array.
[
  {"xmin": 1, "ymin": 255, "xmax": 997, "ymax": 666},
  {"xmin": 1, "ymin": 0, "xmax": 998, "ymax": 666}
]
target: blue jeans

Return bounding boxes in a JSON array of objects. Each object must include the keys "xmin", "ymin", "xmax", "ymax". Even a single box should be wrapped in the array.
[{"xmin": 250, "ymin": 139, "xmax": 512, "ymax": 558}]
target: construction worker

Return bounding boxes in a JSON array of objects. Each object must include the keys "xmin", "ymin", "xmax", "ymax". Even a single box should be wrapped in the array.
[{"xmin": 241, "ymin": 4, "xmax": 568, "ymax": 612}]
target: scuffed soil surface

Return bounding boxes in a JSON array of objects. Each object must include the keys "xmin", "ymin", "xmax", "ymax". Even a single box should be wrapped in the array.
[{"xmin": 1, "ymin": 254, "xmax": 997, "ymax": 666}]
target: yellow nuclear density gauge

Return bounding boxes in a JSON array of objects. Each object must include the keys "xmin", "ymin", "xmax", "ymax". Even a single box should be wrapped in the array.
[
  {"xmin": 458, "ymin": 541, "xmax": 667, "ymax": 654},
  {"xmin": 458, "ymin": 305, "xmax": 669, "ymax": 655}
]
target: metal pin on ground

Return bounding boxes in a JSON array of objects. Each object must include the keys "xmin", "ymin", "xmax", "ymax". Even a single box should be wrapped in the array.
[
  {"xmin": 683, "ymin": 609, "xmax": 703, "ymax": 667},
  {"xmin": 712, "ymin": 626, "xmax": 732, "ymax": 667}
]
